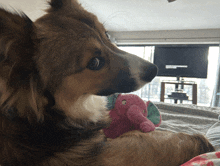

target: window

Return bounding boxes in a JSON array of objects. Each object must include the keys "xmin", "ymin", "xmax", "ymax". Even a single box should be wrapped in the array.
[{"xmin": 118, "ymin": 46, "xmax": 219, "ymax": 106}]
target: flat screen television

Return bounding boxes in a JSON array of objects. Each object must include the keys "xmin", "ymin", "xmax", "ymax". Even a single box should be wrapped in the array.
[{"xmin": 153, "ymin": 45, "xmax": 209, "ymax": 78}]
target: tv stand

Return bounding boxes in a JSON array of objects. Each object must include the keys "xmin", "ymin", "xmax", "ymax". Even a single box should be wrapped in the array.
[{"xmin": 160, "ymin": 77, "xmax": 197, "ymax": 104}]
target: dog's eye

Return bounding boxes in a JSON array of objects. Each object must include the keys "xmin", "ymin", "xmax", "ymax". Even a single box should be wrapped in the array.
[{"xmin": 87, "ymin": 57, "xmax": 105, "ymax": 70}]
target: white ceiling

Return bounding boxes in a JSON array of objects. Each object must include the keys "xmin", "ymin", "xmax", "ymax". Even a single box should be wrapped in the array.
[{"xmin": 1, "ymin": 0, "xmax": 220, "ymax": 32}]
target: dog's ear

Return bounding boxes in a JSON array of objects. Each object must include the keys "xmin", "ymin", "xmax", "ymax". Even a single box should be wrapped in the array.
[
  {"xmin": 0, "ymin": 8, "xmax": 36, "ymax": 86},
  {"xmin": 48, "ymin": 0, "xmax": 64, "ymax": 11},
  {"xmin": 47, "ymin": 0, "xmax": 81, "ymax": 12},
  {"xmin": 0, "ymin": 9, "xmax": 47, "ymax": 122},
  {"xmin": 46, "ymin": 0, "xmax": 99, "ymax": 30}
]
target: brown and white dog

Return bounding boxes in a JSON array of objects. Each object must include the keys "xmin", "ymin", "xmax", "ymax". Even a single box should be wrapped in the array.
[{"xmin": 0, "ymin": 0, "xmax": 215, "ymax": 166}]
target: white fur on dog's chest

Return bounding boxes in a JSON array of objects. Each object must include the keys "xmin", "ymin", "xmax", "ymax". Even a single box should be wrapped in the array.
[{"xmin": 69, "ymin": 94, "xmax": 108, "ymax": 123}]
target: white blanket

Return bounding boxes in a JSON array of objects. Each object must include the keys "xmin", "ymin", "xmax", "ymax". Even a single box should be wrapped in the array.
[{"xmin": 154, "ymin": 102, "xmax": 220, "ymax": 150}]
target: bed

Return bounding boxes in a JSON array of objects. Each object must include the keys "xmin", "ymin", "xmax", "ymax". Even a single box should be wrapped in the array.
[{"xmin": 154, "ymin": 102, "xmax": 220, "ymax": 165}]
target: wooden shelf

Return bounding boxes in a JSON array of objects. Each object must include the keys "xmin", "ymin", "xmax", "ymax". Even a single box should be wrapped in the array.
[{"xmin": 160, "ymin": 81, "xmax": 197, "ymax": 104}]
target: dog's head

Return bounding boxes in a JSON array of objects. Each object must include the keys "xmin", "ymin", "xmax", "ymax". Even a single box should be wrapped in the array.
[{"xmin": 0, "ymin": 0, "xmax": 157, "ymax": 124}]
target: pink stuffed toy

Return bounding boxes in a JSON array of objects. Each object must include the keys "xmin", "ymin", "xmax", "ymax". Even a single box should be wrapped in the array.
[{"xmin": 103, "ymin": 93, "xmax": 162, "ymax": 139}]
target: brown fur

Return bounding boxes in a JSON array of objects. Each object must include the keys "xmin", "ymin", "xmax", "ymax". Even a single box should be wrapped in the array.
[
  {"xmin": 0, "ymin": 0, "xmax": 215, "ymax": 166},
  {"xmin": 101, "ymin": 130, "xmax": 215, "ymax": 166}
]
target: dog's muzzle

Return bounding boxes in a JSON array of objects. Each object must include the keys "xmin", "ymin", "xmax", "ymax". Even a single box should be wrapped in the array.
[
  {"xmin": 141, "ymin": 63, "xmax": 158, "ymax": 82},
  {"xmin": 97, "ymin": 50, "xmax": 158, "ymax": 96}
]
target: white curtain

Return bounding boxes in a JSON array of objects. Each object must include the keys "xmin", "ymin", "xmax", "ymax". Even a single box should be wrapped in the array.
[{"xmin": 212, "ymin": 44, "xmax": 220, "ymax": 107}]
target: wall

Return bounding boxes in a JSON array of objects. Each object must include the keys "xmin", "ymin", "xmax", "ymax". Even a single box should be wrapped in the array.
[{"xmin": 109, "ymin": 29, "xmax": 220, "ymax": 45}]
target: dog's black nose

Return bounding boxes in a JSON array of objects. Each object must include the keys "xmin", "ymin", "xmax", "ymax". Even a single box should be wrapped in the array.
[{"xmin": 141, "ymin": 64, "xmax": 158, "ymax": 82}]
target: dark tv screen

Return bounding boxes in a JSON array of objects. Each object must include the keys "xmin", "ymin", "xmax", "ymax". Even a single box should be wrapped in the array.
[{"xmin": 153, "ymin": 46, "xmax": 209, "ymax": 78}]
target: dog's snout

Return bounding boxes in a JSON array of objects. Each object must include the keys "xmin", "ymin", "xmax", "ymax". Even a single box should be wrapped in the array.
[{"xmin": 141, "ymin": 64, "xmax": 158, "ymax": 82}]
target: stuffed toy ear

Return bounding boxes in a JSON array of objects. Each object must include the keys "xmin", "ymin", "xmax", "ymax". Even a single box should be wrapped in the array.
[
  {"xmin": 106, "ymin": 93, "xmax": 120, "ymax": 110},
  {"xmin": 146, "ymin": 101, "xmax": 162, "ymax": 126}
]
